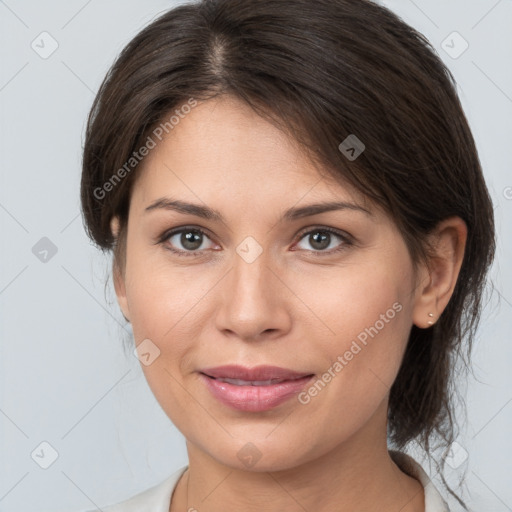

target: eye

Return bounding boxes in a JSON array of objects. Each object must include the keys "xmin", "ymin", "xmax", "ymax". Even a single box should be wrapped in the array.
[
  {"xmin": 293, "ymin": 227, "xmax": 353, "ymax": 255},
  {"xmin": 157, "ymin": 225, "xmax": 353, "ymax": 258},
  {"xmin": 158, "ymin": 227, "xmax": 219, "ymax": 257}
]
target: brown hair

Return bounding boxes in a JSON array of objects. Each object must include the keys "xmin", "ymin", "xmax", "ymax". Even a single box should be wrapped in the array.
[{"xmin": 80, "ymin": 0, "xmax": 495, "ymax": 508}]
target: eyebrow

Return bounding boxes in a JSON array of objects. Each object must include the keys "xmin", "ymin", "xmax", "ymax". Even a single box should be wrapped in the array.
[{"xmin": 144, "ymin": 197, "xmax": 372, "ymax": 221}]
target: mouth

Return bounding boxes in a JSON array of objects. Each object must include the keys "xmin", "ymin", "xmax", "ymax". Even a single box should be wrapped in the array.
[
  {"xmin": 199, "ymin": 364, "xmax": 314, "ymax": 382},
  {"xmin": 200, "ymin": 373, "xmax": 314, "ymax": 386},
  {"xmin": 198, "ymin": 366, "xmax": 315, "ymax": 412}
]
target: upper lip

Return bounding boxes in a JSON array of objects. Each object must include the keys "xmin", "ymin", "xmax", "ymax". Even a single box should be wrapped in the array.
[{"xmin": 200, "ymin": 365, "xmax": 313, "ymax": 381}]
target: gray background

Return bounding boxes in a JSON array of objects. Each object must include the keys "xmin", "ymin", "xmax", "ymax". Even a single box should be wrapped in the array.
[{"xmin": 0, "ymin": 0, "xmax": 511, "ymax": 511}]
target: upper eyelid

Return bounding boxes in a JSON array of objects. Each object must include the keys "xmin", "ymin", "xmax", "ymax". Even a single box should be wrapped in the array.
[{"xmin": 296, "ymin": 225, "xmax": 351, "ymax": 239}]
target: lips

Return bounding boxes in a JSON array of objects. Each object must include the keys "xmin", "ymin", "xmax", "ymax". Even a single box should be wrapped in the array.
[
  {"xmin": 199, "ymin": 367, "xmax": 315, "ymax": 412},
  {"xmin": 200, "ymin": 364, "xmax": 314, "ymax": 384}
]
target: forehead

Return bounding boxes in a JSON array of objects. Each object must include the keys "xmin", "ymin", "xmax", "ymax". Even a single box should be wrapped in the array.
[{"xmin": 131, "ymin": 95, "xmax": 369, "ymax": 212}]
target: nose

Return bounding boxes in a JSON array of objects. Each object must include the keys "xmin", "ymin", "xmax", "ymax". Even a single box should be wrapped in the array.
[{"xmin": 214, "ymin": 247, "xmax": 292, "ymax": 342}]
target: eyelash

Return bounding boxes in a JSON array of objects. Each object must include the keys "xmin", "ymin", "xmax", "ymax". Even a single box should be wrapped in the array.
[{"xmin": 156, "ymin": 225, "xmax": 354, "ymax": 258}]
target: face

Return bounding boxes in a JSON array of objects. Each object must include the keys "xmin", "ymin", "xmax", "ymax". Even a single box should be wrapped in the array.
[{"xmin": 113, "ymin": 95, "xmax": 423, "ymax": 472}]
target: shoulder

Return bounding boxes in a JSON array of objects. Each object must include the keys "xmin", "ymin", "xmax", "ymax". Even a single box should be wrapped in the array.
[
  {"xmin": 389, "ymin": 450, "xmax": 450, "ymax": 512},
  {"xmin": 84, "ymin": 465, "xmax": 188, "ymax": 512}
]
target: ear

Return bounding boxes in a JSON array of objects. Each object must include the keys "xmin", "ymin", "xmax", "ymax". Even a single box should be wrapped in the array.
[
  {"xmin": 412, "ymin": 216, "xmax": 467, "ymax": 329},
  {"xmin": 110, "ymin": 216, "xmax": 130, "ymax": 323}
]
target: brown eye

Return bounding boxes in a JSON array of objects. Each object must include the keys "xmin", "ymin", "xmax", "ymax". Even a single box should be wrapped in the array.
[
  {"xmin": 159, "ymin": 227, "xmax": 218, "ymax": 256},
  {"xmin": 178, "ymin": 230, "xmax": 204, "ymax": 251},
  {"xmin": 294, "ymin": 227, "xmax": 353, "ymax": 255}
]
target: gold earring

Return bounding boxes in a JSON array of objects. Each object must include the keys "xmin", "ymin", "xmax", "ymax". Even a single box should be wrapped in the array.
[{"xmin": 427, "ymin": 312, "xmax": 434, "ymax": 325}]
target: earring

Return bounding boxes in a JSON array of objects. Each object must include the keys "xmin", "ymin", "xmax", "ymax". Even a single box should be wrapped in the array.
[{"xmin": 427, "ymin": 312, "xmax": 434, "ymax": 325}]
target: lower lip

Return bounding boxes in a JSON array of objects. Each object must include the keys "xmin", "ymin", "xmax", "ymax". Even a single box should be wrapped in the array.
[{"xmin": 199, "ymin": 373, "xmax": 314, "ymax": 412}]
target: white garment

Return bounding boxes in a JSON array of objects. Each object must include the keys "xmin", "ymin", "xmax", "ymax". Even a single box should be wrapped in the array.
[{"xmin": 89, "ymin": 450, "xmax": 450, "ymax": 512}]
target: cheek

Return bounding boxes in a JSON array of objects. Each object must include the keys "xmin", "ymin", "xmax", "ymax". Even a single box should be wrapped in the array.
[
  {"xmin": 123, "ymin": 252, "xmax": 217, "ymax": 418},
  {"xmin": 125, "ymin": 259, "xmax": 200, "ymax": 426},
  {"xmin": 125, "ymin": 250, "xmax": 214, "ymax": 343},
  {"xmin": 295, "ymin": 255, "xmax": 411, "ymax": 343},
  {"xmin": 292, "ymin": 255, "xmax": 414, "ymax": 416}
]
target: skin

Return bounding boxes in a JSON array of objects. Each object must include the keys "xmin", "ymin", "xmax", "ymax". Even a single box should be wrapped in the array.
[{"xmin": 110, "ymin": 95, "xmax": 467, "ymax": 512}]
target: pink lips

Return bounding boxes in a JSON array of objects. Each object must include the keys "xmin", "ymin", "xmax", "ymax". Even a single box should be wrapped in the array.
[{"xmin": 199, "ymin": 365, "xmax": 314, "ymax": 412}]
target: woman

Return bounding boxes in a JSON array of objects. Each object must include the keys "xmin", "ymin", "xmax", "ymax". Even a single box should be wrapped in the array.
[{"xmin": 80, "ymin": 0, "xmax": 495, "ymax": 510}]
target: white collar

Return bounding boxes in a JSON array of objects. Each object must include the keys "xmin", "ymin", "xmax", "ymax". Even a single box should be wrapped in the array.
[{"xmin": 389, "ymin": 449, "xmax": 450, "ymax": 511}]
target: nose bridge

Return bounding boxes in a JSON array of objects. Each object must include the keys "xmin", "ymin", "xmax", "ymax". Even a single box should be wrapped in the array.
[
  {"xmin": 230, "ymin": 241, "xmax": 274, "ymax": 306},
  {"xmin": 215, "ymin": 237, "xmax": 289, "ymax": 339}
]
